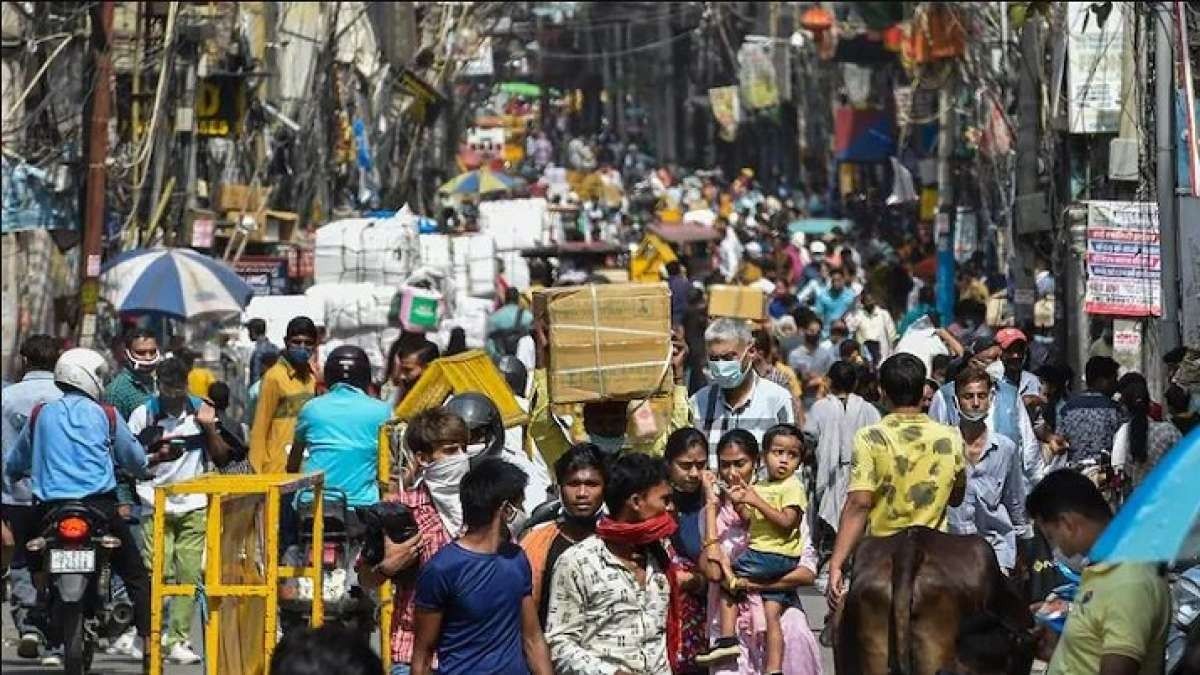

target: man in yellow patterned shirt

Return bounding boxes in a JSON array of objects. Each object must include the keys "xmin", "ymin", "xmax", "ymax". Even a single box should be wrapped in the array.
[
  {"xmin": 826, "ymin": 353, "xmax": 966, "ymax": 608},
  {"xmin": 248, "ymin": 317, "xmax": 317, "ymax": 473}
]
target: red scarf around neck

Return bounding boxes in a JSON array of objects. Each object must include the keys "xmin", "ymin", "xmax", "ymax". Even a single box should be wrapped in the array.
[{"xmin": 595, "ymin": 513, "xmax": 684, "ymax": 673}]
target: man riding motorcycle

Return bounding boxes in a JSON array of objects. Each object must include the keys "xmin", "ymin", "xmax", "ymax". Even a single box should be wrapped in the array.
[
  {"xmin": 281, "ymin": 346, "xmax": 392, "ymax": 632},
  {"xmin": 4, "ymin": 348, "xmax": 171, "ymax": 666}
]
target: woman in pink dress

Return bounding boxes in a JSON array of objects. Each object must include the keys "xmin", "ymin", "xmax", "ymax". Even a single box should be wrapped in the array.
[{"xmin": 701, "ymin": 430, "xmax": 825, "ymax": 675}]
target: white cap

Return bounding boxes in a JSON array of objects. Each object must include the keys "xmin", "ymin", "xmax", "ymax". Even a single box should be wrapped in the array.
[
  {"xmin": 790, "ymin": 232, "xmax": 807, "ymax": 248},
  {"xmin": 809, "ymin": 240, "xmax": 827, "ymax": 255}
]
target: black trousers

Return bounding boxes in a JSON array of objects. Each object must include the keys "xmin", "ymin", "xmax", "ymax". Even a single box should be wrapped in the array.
[{"xmin": 35, "ymin": 492, "xmax": 151, "ymax": 637}]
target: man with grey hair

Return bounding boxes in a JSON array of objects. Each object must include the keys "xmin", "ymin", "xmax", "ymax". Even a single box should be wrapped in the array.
[{"xmin": 690, "ymin": 317, "xmax": 795, "ymax": 464}]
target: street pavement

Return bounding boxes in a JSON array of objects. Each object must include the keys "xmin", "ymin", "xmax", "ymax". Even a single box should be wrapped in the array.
[
  {"xmin": 1, "ymin": 602, "xmax": 202, "ymax": 675},
  {"xmin": 4, "ymin": 595, "xmax": 836, "ymax": 673}
]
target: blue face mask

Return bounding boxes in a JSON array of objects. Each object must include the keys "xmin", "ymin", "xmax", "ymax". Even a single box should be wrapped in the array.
[
  {"xmin": 284, "ymin": 346, "xmax": 311, "ymax": 365},
  {"xmin": 708, "ymin": 352, "xmax": 750, "ymax": 390}
]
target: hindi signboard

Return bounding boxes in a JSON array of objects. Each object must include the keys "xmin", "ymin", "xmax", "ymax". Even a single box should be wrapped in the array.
[{"xmin": 1083, "ymin": 201, "xmax": 1161, "ymax": 317}]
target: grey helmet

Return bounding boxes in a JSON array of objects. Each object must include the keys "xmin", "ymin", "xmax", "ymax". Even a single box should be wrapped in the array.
[
  {"xmin": 442, "ymin": 393, "xmax": 505, "ymax": 459},
  {"xmin": 494, "ymin": 355, "xmax": 528, "ymax": 397}
]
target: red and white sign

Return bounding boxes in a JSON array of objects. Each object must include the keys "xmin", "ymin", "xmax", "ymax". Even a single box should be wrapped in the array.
[{"xmin": 1083, "ymin": 201, "xmax": 1160, "ymax": 317}]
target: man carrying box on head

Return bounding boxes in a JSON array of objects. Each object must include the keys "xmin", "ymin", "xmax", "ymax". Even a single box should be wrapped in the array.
[{"xmin": 527, "ymin": 283, "xmax": 693, "ymax": 465}]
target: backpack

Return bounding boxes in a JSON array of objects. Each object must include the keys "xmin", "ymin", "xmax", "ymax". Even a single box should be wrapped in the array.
[{"xmin": 488, "ymin": 307, "xmax": 528, "ymax": 357}]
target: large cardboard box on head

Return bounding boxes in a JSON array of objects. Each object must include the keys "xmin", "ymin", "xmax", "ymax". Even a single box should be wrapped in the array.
[
  {"xmin": 708, "ymin": 284, "xmax": 767, "ymax": 321},
  {"xmin": 534, "ymin": 283, "xmax": 673, "ymax": 404}
]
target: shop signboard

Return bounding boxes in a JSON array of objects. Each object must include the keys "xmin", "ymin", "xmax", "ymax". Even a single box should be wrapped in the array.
[
  {"xmin": 234, "ymin": 256, "xmax": 289, "ymax": 296},
  {"xmin": 1083, "ymin": 201, "xmax": 1161, "ymax": 316},
  {"xmin": 1066, "ymin": 2, "xmax": 1127, "ymax": 134}
]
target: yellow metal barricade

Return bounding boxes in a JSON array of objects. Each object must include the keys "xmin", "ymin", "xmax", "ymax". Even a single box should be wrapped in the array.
[
  {"xmin": 148, "ymin": 473, "xmax": 326, "ymax": 675},
  {"xmin": 377, "ymin": 422, "xmax": 400, "ymax": 672}
]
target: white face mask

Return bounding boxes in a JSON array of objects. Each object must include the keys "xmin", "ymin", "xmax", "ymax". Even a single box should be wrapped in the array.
[
  {"xmin": 126, "ymin": 348, "xmax": 161, "ymax": 373},
  {"xmin": 504, "ymin": 502, "xmax": 528, "ymax": 540},
  {"xmin": 419, "ymin": 453, "xmax": 470, "ymax": 535}
]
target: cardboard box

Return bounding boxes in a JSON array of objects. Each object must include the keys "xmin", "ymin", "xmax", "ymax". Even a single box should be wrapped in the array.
[
  {"xmin": 534, "ymin": 283, "xmax": 673, "ymax": 404},
  {"xmin": 217, "ymin": 183, "xmax": 270, "ymax": 213},
  {"xmin": 708, "ymin": 284, "xmax": 767, "ymax": 321}
]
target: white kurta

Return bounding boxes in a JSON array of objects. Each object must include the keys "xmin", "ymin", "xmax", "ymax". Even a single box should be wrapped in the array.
[{"xmin": 803, "ymin": 393, "xmax": 881, "ymax": 531}]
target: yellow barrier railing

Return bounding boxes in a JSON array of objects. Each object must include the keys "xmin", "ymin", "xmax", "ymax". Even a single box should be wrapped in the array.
[{"xmin": 149, "ymin": 472, "xmax": 326, "ymax": 675}]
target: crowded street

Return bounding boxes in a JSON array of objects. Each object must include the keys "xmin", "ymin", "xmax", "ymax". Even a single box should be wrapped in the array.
[{"xmin": 3, "ymin": 2, "xmax": 1199, "ymax": 675}]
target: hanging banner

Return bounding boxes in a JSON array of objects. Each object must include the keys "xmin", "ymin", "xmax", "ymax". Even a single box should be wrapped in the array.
[
  {"xmin": 234, "ymin": 256, "xmax": 290, "ymax": 296},
  {"xmin": 737, "ymin": 40, "xmax": 779, "ymax": 110},
  {"xmin": 709, "ymin": 86, "xmax": 740, "ymax": 142},
  {"xmin": 1066, "ymin": 2, "xmax": 1127, "ymax": 134},
  {"xmin": 1083, "ymin": 201, "xmax": 1161, "ymax": 316}
]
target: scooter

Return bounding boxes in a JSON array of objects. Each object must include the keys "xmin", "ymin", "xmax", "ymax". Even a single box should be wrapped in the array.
[
  {"xmin": 26, "ymin": 502, "xmax": 134, "ymax": 675},
  {"xmin": 279, "ymin": 489, "xmax": 376, "ymax": 636}
]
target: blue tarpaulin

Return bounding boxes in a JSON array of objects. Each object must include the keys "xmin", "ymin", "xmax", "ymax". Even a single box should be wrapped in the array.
[{"xmin": 1, "ymin": 158, "xmax": 77, "ymax": 233}]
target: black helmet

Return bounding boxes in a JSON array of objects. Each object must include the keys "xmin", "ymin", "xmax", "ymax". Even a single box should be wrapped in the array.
[
  {"xmin": 494, "ymin": 355, "xmax": 528, "ymax": 396},
  {"xmin": 323, "ymin": 345, "xmax": 372, "ymax": 391},
  {"xmin": 442, "ymin": 393, "xmax": 505, "ymax": 458}
]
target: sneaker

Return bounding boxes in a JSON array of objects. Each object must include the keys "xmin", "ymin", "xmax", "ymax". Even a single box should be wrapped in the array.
[
  {"xmin": 41, "ymin": 647, "xmax": 63, "ymax": 667},
  {"xmin": 107, "ymin": 628, "xmax": 143, "ymax": 659},
  {"xmin": 106, "ymin": 627, "xmax": 136, "ymax": 655},
  {"xmin": 17, "ymin": 632, "xmax": 42, "ymax": 659},
  {"xmin": 166, "ymin": 642, "xmax": 202, "ymax": 665},
  {"xmin": 694, "ymin": 636, "xmax": 741, "ymax": 665}
]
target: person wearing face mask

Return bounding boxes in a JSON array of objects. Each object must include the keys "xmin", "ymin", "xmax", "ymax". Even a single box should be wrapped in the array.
[
  {"xmin": 519, "ymin": 444, "xmax": 607, "ymax": 627},
  {"xmin": 127, "ymin": 357, "xmax": 232, "ymax": 665},
  {"xmin": 787, "ymin": 316, "xmax": 837, "ymax": 384},
  {"xmin": 362, "ymin": 408, "xmax": 464, "ymax": 674},
  {"xmin": 693, "ymin": 318, "xmax": 796, "ymax": 462},
  {"xmin": 248, "ymin": 316, "xmax": 318, "ymax": 474},
  {"xmin": 1025, "ymin": 470, "xmax": 1170, "ymax": 675},
  {"xmin": 847, "ymin": 290, "xmax": 897, "ymax": 365},
  {"xmin": 545, "ymin": 453, "xmax": 680, "ymax": 675},
  {"xmin": 945, "ymin": 367, "xmax": 1031, "ymax": 577},
  {"xmin": 411, "ymin": 457, "xmax": 553, "ymax": 675},
  {"xmin": 995, "ymin": 328, "xmax": 1042, "ymax": 404},
  {"xmin": 443, "ymin": 393, "xmax": 553, "ymax": 514},
  {"xmin": 930, "ymin": 337, "xmax": 1043, "ymax": 494},
  {"xmin": 662, "ymin": 428, "xmax": 714, "ymax": 673},
  {"xmin": 103, "ymin": 327, "xmax": 161, "ymax": 421}
]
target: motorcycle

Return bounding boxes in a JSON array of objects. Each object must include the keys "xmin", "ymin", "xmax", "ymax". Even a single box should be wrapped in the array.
[
  {"xmin": 25, "ymin": 502, "xmax": 134, "ymax": 675},
  {"xmin": 1069, "ymin": 455, "xmax": 1128, "ymax": 512},
  {"xmin": 279, "ymin": 489, "xmax": 376, "ymax": 636}
]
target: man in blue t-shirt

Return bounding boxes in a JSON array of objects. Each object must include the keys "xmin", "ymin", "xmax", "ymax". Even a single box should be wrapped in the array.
[
  {"xmin": 410, "ymin": 457, "xmax": 553, "ymax": 675},
  {"xmin": 287, "ymin": 346, "xmax": 391, "ymax": 508}
]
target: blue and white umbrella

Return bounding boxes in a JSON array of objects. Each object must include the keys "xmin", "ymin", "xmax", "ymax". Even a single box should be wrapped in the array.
[
  {"xmin": 101, "ymin": 248, "xmax": 254, "ymax": 320},
  {"xmin": 1091, "ymin": 428, "xmax": 1200, "ymax": 564}
]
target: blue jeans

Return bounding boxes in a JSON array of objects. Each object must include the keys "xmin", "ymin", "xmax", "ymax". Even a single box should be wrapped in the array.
[
  {"xmin": 733, "ymin": 549, "xmax": 800, "ymax": 606},
  {"xmin": 391, "ymin": 665, "xmax": 436, "ymax": 675}
]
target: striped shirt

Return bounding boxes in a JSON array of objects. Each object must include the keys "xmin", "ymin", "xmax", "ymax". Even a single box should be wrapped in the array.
[
  {"xmin": 391, "ymin": 485, "xmax": 452, "ymax": 666},
  {"xmin": 690, "ymin": 373, "xmax": 795, "ymax": 466}
]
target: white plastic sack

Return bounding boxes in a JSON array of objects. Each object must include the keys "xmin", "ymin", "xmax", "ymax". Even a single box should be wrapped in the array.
[
  {"xmin": 313, "ymin": 213, "xmax": 419, "ymax": 285},
  {"xmin": 479, "ymin": 198, "xmax": 546, "ymax": 250},
  {"xmin": 894, "ymin": 315, "xmax": 949, "ymax": 376},
  {"xmin": 243, "ymin": 295, "xmax": 324, "ymax": 346}
]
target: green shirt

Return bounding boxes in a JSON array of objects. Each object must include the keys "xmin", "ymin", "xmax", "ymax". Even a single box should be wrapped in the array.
[
  {"xmin": 103, "ymin": 368, "xmax": 156, "ymax": 421},
  {"xmin": 1048, "ymin": 563, "xmax": 1169, "ymax": 675}
]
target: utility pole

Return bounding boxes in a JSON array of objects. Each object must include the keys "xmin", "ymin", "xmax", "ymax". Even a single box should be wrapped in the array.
[
  {"xmin": 1011, "ymin": 8, "xmax": 1042, "ymax": 329},
  {"xmin": 1154, "ymin": 2, "xmax": 1181, "ymax": 358},
  {"xmin": 934, "ymin": 86, "xmax": 957, "ymax": 326},
  {"xmin": 79, "ymin": 0, "xmax": 115, "ymax": 347}
]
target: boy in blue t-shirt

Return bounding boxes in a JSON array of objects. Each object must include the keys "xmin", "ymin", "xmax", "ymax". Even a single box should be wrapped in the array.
[{"xmin": 410, "ymin": 457, "xmax": 553, "ymax": 675}]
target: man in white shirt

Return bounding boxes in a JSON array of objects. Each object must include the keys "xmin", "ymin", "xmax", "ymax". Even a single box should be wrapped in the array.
[
  {"xmin": 848, "ymin": 290, "xmax": 897, "ymax": 364},
  {"xmin": 690, "ymin": 318, "xmax": 795, "ymax": 462},
  {"xmin": 715, "ymin": 217, "xmax": 744, "ymax": 284},
  {"xmin": 127, "ymin": 358, "xmax": 231, "ymax": 665}
]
